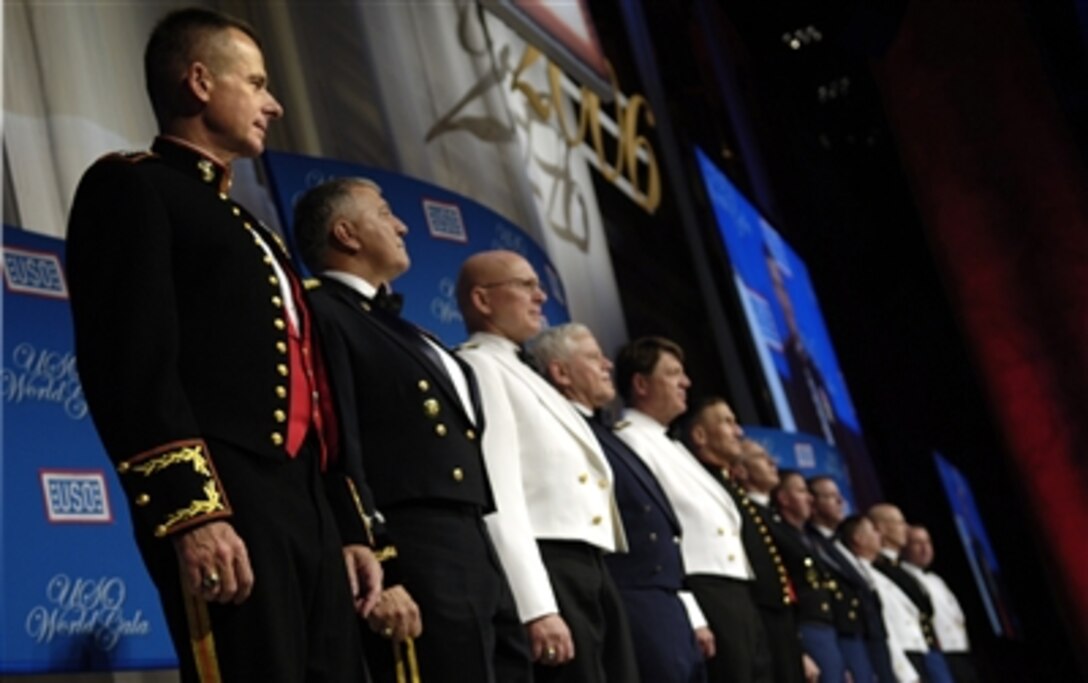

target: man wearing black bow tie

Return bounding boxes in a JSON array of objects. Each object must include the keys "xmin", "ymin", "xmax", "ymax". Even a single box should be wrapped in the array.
[{"xmin": 294, "ymin": 178, "xmax": 531, "ymax": 683}]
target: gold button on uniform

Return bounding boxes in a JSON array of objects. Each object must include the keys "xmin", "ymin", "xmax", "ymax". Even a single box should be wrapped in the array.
[
  {"xmin": 592, "ymin": 516, "xmax": 603, "ymax": 525},
  {"xmin": 598, "ymin": 479, "xmax": 608, "ymax": 489},
  {"xmin": 276, "ymin": 341, "xmax": 287, "ymax": 354},
  {"xmin": 275, "ymin": 385, "xmax": 287, "ymax": 399},
  {"xmin": 451, "ymin": 468, "xmax": 464, "ymax": 482},
  {"xmin": 274, "ymin": 318, "xmax": 286, "ymax": 330},
  {"xmin": 434, "ymin": 424, "xmax": 447, "ymax": 437},
  {"xmin": 422, "ymin": 399, "xmax": 440, "ymax": 418},
  {"xmin": 277, "ymin": 364, "xmax": 289, "ymax": 376},
  {"xmin": 268, "ymin": 275, "xmax": 279, "ymax": 286},
  {"xmin": 155, "ymin": 525, "xmax": 168, "ymax": 538},
  {"xmin": 418, "ymin": 380, "xmax": 430, "ymax": 392},
  {"xmin": 232, "ymin": 207, "xmax": 241, "ymax": 216},
  {"xmin": 465, "ymin": 429, "xmax": 476, "ymax": 440},
  {"xmin": 717, "ymin": 528, "xmax": 725, "ymax": 536},
  {"xmin": 579, "ymin": 473, "xmax": 589, "ymax": 484},
  {"xmin": 648, "ymin": 532, "xmax": 658, "ymax": 541},
  {"xmin": 117, "ymin": 462, "xmax": 130, "ymax": 474},
  {"xmin": 271, "ymin": 432, "xmax": 284, "ymax": 446},
  {"xmin": 271, "ymin": 296, "xmax": 283, "ymax": 308},
  {"xmin": 135, "ymin": 493, "xmax": 150, "ymax": 506},
  {"xmin": 274, "ymin": 410, "xmax": 286, "ymax": 423}
]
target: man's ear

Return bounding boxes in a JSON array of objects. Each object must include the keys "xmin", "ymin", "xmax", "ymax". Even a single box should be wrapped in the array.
[
  {"xmin": 185, "ymin": 62, "xmax": 214, "ymax": 104},
  {"xmin": 546, "ymin": 359, "xmax": 570, "ymax": 389},
  {"xmin": 690, "ymin": 423, "xmax": 707, "ymax": 448},
  {"xmin": 631, "ymin": 372, "xmax": 649, "ymax": 399},
  {"xmin": 470, "ymin": 286, "xmax": 492, "ymax": 317},
  {"xmin": 330, "ymin": 219, "xmax": 360, "ymax": 252}
]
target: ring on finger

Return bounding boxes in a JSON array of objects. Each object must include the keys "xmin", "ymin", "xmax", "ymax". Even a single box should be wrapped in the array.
[{"xmin": 201, "ymin": 571, "xmax": 221, "ymax": 591}]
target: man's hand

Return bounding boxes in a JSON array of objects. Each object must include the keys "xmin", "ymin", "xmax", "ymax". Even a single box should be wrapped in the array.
[
  {"xmin": 366, "ymin": 585, "xmax": 422, "ymax": 642},
  {"xmin": 173, "ymin": 521, "xmax": 253, "ymax": 604},
  {"xmin": 693, "ymin": 625, "xmax": 716, "ymax": 659},
  {"xmin": 342, "ymin": 545, "xmax": 382, "ymax": 616},
  {"xmin": 802, "ymin": 653, "xmax": 821, "ymax": 683},
  {"xmin": 527, "ymin": 613, "xmax": 574, "ymax": 666}
]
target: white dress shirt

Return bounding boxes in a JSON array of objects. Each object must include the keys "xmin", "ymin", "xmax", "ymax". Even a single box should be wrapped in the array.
[
  {"xmin": 323, "ymin": 270, "xmax": 476, "ymax": 424},
  {"xmin": 615, "ymin": 408, "xmax": 753, "ymax": 580}
]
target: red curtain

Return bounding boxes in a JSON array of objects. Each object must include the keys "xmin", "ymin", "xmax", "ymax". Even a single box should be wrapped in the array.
[{"xmin": 874, "ymin": 0, "xmax": 1088, "ymax": 647}]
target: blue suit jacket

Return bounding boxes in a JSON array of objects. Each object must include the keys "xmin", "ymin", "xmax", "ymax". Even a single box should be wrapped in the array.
[{"xmin": 588, "ymin": 417, "xmax": 686, "ymax": 591}]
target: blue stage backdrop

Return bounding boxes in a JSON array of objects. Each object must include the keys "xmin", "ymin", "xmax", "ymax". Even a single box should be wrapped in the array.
[
  {"xmin": 744, "ymin": 425, "xmax": 858, "ymax": 514},
  {"xmin": 262, "ymin": 150, "xmax": 571, "ymax": 346},
  {"xmin": 2, "ymin": 157, "xmax": 565, "ymax": 674},
  {"xmin": 2, "ymin": 226, "xmax": 175, "ymax": 674}
]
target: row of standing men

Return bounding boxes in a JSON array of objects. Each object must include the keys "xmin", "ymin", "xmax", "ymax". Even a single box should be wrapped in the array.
[{"xmin": 65, "ymin": 8, "xmax": 976, "ymax": 682}]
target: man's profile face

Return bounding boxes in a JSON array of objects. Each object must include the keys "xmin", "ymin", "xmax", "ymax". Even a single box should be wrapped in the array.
[
  {"xmin": 641, "ymin": 351, "xmax": 690, "ymax": 423},
  {"xmin": 200, "ymin": 28, "xmax": 283, "ymax": 160},
  {"xmin": 742, "ymin": 444, "xmax": 780, "ymax": 493},
  {"xmin": 811, "ymin": 479, "xmax": 846, "ymax": 526},
  {"xmin": 476, "ymin": 255, "xmax": 547, "ymax": 344},
  {"xmin": 872, "ymin": 506, "xmax": 908, "ymax": 550},
  {"xmin": 345, "ymin": 184, "xmax": 410, "ymax": 281},
  {"xmin": 562, "ymin": 331, "xmax": 615, "ymax": 409},
  {"xmin": 904, "ymin": 527, "xmax": 935, "ymax": 568},
  {"xmin": 695, "ymin": 401, "xmax": 745, "ymax": 465},
  {"xmin": 776, "ymin": 473, "xmax": 812, "ymax": 521}
]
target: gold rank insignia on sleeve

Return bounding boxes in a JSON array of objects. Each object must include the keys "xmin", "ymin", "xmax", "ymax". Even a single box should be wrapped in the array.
[{"xmin": 116, "ymin": 439, "xmax": 231, "ymax": 538}]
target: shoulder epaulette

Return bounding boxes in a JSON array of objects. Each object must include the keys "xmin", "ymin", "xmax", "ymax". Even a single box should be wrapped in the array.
[
  {"xmin": 303, "ymin": 278, "xmax": 322, "ymax": 290},
  {"xmin": 456, "ymin": 342, "xmax": 480, "ymax": 351},
  {"xmin": 101, "ymin": 150, "xmax": 155, "ymax": 164},
  {"xmin": 613, "ymin": 420, "xmax": 632, "ymax": 431}
]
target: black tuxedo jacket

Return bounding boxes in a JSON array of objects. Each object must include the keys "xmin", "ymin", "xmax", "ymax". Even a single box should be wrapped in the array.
[
  {"xmin": 807, "ymin": 526, "xmax": 885, "ymax": 640},
  {"xmin": 308, "ymin": 276, "xmax": 493, "ymax": 512}
]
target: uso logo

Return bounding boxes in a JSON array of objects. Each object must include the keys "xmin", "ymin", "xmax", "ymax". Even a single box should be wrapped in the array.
[
  {"xmin": 3, "ymin": 246, "xmax": 68, "ymax": 299},
  {"xmin": 40, "ymin": 470, "xmax": 112, "ymax": 523},
  {"xmin": 423, "ymin": 198, "xmax": 467, "ymax": 243}
]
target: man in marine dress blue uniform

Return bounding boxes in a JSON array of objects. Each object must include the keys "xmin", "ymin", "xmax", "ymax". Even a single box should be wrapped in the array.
[{"xmin": 66, "ymin": 8, "xmax": 376, "ymax": 681}]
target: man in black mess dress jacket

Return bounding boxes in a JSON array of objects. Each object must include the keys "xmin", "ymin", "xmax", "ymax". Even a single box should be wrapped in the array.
[{"xmin": 66, "ymin": 8, "xmax": 376, "ymax": 682}]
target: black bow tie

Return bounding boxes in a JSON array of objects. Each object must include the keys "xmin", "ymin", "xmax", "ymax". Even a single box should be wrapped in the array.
[
  {"xmin": 515, "ymin": 345, "xmax": 536, "ymax": 368},
  {"xmin": 372, "ymin": 288, "xmax": 404, "ymax": 316}
]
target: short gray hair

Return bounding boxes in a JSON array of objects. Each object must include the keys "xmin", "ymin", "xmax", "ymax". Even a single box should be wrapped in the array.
[{"xmin": 526, "ymin": 322, "xmax": 592, "ymax": 373}]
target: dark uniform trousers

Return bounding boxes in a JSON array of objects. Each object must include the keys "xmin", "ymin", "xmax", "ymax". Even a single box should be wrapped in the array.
[
  {"xmin": 592, "ymin": 416, "xmax": 705, "ymax": 683},
  {"xmin": 685, "ymin": 574, "xmax": 774, "ymax": 683},
  {"xmin": 535, "ymin": 541, "xmax": 641, "ymax": 683},
  {"xmin": 144, "ymin": 435, "xmax": 367, "ymax": 682},
  {"xmin": 768, "ymin": 517, "xmax": 844, "ymax": 683},
  {"xmin": 309, "ymin": 277, "xmax": 531, "ymax": 683},
  {"xmin": 809, "ymin": 531, "xmax": 897, "ymax": 683},
  {"xmin": 67, "ymin": 138, "xmax": 368, "ymax": 683},
  {"xmin": 712, "ymin": 471, "xmax": 804, "ymax": 683}
]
